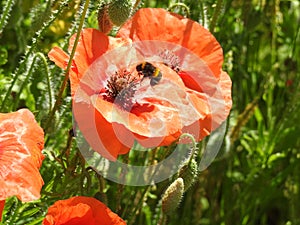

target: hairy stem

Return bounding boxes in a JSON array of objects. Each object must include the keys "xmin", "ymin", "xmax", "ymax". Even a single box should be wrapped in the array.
[
  {"xmin": 209, "ymin": 0, "xmax": 223, "ymax": 32},
  {"xmin": 44, "ymin": 0, "xmax": 90, "ymax": 131},
  {"xmin": 0, "ymin": 0, "xmax": 16, "ymax": 34}
]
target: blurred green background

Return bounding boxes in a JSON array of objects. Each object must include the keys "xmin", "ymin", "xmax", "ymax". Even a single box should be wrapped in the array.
[{"xmin": 0, "ymin": 0, "xmax": 299, "ymax": 224}]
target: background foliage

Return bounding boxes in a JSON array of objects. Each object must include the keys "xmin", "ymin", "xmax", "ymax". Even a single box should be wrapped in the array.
[{"xmin": 0, "ymin": 0, "xmax": 299, "ymax": 224}]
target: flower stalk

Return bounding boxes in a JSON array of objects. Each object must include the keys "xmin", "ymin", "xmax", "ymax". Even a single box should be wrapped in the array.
[
  {"xmin": 44, "ymin": 0, "xmax": 90, "ymax": 132},
  {"xmin": 168, "ymin": 2, "xmax": 190, "ymax": 18},
  {"xmin": 209, "ymin": 0, "xmax": 223, "ymax": 32}
]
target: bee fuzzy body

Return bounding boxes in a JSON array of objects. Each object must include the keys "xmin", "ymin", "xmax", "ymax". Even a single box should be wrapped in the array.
[{"xmin": 136, "ymin": 62, "xmax": 162, "ymax": 86}]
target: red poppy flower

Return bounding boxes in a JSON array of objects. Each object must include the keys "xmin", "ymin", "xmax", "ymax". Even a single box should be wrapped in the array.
[
  {"xmin": 43, "ymin": 196, "xmax": 126, "ymax": 225},
  {"xmin": 0, "ymin": 109, "xmax": 44, "ymax": 202},
  {"xmin": 48, "ymin": 8, "xmax": 232, "ymax": 161}
]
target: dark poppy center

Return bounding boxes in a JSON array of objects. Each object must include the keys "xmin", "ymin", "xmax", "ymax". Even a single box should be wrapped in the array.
[{"xmin": 104, "ymin": 70, "xmax": 138, "ymax": 110}]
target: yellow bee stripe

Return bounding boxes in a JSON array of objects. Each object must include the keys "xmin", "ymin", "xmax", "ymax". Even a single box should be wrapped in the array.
[
  {"xmin": 141, "ymin": 62, "xmax": 146, "ymax": 69},
  {"xmin": 153, "ymin": 68, "xmax": 160, "ymax": 77}
]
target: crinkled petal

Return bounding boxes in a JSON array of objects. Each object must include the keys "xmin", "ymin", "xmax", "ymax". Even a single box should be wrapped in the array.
[
  {"xmin": 0, "ymin": 109, "xmax": 44, "ymax": 202},
  {"xmin": 181, "ymin": 75, "xmax": 231, "ymax": 141},
  {"xmin": 91, "ymin": 92, "xmax": 182, "ymax": 148},
  {"xmin": 43, "ymin": 196, "xmax": 126, "ymax": 225},
  {"xmin": 48, "ymin": 46, "xmax": 69, "ymax": 70},
  {"xmin": 91, "ymin": 65, "xmax": 185, "ymax": 131},
  {"xmin": 73, "ymin": 100, "xmax": 131, "ymax": 161},
  {"xmin": 219, "ymin": 71, "xmax": 232, "ymax": 115},
  {"xmin": 117, "ymin": 8, "xmax": 223, "ymax": 78},
  {"xmin": 48, "ymin": 28, "xmax": 131, "ymax": 97},
  {"xmin": 68, "ymin": 29, "xmax": 131, "ymax": 96}
]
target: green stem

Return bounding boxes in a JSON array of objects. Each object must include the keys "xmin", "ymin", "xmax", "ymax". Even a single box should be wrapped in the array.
[
  {"xmin": 115, "ymin": 155, "xmax": 129, "ymax": 213},
  {"xmin": 199, "ymin": 0, "xmax": 206, "ymax": 26},
  {"xmin": 0, "ymin": 0, "xmax": 72, "ymax": 111},
  {"xmin": 209, "ymin": 0, "xmax": 223, "ymax": 32},
  {"xmin": 86, "ymin": 166, "xmax": 107, "ymax": 194},
  {"xmin": 7, "ymin": 198, "xmax": 20, "ymax": 225},
  {"xmin": 125, "ymin": 145, "xmax": 179, "ymax": 224},
  {"xmin": 179, "ymin": 133, "xmax": 197, "ymax": 165},
  {"xmin": 126, "ymin": 186, "xmax": 150, "ymax": 225},
  {"xmin": 12, "ymin": 53, "xmax": 52, "ymax": 112},
  {"xmin": 0, "ymin": 0, "xmax": 16, "ymax": 34},
  {"xmin": 133, "ymin": 0, "xmax": 142, "ymax": 10},
  {"xmin": 43, "ymin": 54, "xmax": 53, "ymax": 113},
  {"xmin": 44, "ymin": 0, "xmax": 90, "ymax": 132},
  {"xmin": 13, "ymin": 56, "xmax": 38, "ymax": 110},
  {"xmin": 158, "ymin": 213, "xmax": 167, "ymax": 225},
  {"xmin": 82, "ymin": 167, "xmax": 92, "ymax": 195},
  {"xmin": 168, "ymin": 3, "xmax": 190, "ymax": 18}
]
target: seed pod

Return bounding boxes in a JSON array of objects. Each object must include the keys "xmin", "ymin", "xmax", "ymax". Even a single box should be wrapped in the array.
[
  {"xmin": 98, "ymin": 3, "xmax": 113, "ymax": 34},
  {"xmin": 179, "ymin": 158, "xmax": 198, "ymax": 191},
  {"xmin": 162, "ymin": 178, "xmax": 184, "ymax": 216},
  {"xmin": 108, "ymin": 0, "xmax": 132, "ymax": 26}
]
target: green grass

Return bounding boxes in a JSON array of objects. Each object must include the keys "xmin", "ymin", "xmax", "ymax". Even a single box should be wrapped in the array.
[{"xmin": 0, "ymin": 0, "xmax": 299, "ymax": 224}]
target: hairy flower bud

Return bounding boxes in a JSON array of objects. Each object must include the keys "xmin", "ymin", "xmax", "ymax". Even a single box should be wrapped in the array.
[
  {"xmin": 108, "ymin": 0, "xmax": 132, "ymax": 26},
  {"xmin": 98, "ymin": 3, "xmax": 113, "ymax": 34},
  {"xmin": 162, "ymin": 178, "xmax": 184, "ymax": 215},
  {"xmin": 179, "ymin": 158, "xmax": 198, "ymax": 191}
]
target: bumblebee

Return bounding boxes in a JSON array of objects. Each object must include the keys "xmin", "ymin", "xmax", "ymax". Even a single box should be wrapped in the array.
[{"xmin": 136, "ymin": 62, "xmax": 162, "ymax": 86}]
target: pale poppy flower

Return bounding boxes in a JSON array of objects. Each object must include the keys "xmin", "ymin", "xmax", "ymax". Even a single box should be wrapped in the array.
[{"xmin": 48, "ymin": 8, "xmax": 232, "ymax": 160}]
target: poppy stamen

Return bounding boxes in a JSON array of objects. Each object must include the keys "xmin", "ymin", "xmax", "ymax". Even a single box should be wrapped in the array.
[
  {"xmin": 105, "ymin": 70, "xmax": 138, "ymax": 110},
  {"xmin": 159, "ymin": 49, "xmax": 181, "ymax": 73}
]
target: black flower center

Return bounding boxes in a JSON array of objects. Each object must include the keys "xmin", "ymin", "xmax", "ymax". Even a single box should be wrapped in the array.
[{"xmin": 104, "ymin": 70, "xmax": 138, "ymax": 110}]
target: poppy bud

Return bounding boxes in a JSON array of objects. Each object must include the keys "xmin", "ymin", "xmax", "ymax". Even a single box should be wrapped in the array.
[
  {"xmin": 162, "ymin": 178, "xmax": 184, "ymax": 215},
  {"xmin": 179, "ymin": 158, "xmax": 198, "ymax": 191},
  {"xmin": 98, "ymin": 3, "xmax": 113, "ymax": 34},
  {"xmin": 108, "ymin": 0, "xmax": 132, "ymax": 26}
]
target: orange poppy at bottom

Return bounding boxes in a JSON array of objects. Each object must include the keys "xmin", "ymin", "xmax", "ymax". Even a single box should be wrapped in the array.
[{"xmin": 43, "ymin": 196, "xmax": 126, "ymax": 225}]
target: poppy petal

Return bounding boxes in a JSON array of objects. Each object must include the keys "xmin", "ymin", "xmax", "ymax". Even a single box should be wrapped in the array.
[
  {"xmin": 73, "ymin": 100, "xmax": 131, "ymax": 161},
  {"xmin": 48, "ymin": 28, "xmax": 131, "ymax": 97},
  {"xmin": 43, "ymin": 196, "xmax": 126, "ymax": 225},
  {"xmin": 117, "ymin": 8, "xmax": 223, "ymax": 78},
  {"xmin": 48, "ymin": 46, "xmax": 69, "ymax": 70},
  {"xmin": 219, "ymin": 71, "xmax": 232, "ymax": 115},
  {"xmin": 0, "ymin": 109, "xmax": 44, "ymax": 202},
  {"xmin": 68, "ymin": 29, "xmax": 131, "ymax": 96}
]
